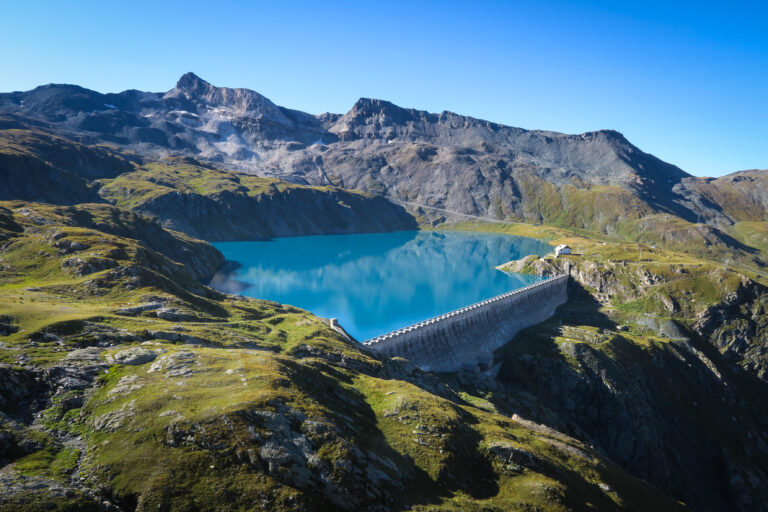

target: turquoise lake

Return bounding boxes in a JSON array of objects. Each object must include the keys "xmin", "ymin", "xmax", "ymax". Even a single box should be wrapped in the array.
[{"xmin": 211, "ymin": 231, "xmax": 551, "ymax": 341}]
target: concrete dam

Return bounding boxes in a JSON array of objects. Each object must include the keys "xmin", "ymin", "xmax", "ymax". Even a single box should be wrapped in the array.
[{"xmin": 363, "ymin": 274, "xmax": 569, "ymax": 372}]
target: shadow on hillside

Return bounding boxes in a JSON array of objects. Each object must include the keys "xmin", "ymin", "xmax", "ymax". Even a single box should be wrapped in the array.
[
  {"xmin": 280, "ymin": 357, "xmax": 500, "ymax": 508},
  {"xmin": 447, "ymin": 278, "xmax": 620, "ymax": 432},
  {"xmin": 559, "ymin": 278, "xmax": 618, "ymax": 329},
  {"xmin": 472, "ymin": 278, "xmax": 768, "ymax": 512},
  {"xmin": 435, "ymin": 406, "xmax": 499, "ymax": 500}
]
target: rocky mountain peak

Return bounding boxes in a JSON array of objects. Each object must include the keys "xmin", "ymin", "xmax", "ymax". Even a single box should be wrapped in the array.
[
  {"xmin": 164, "ymin": 72, "xmax": 216, "ymax": 103},
  {"xmin": 329, "ymin": 97, "xmax": 439, "ymax": 140},
  {"xmin": 344, "ymin": 97, "xmax": 435, "ymax": 125},
  {"xmin": 163, "ymin": 73, "xmax": 287, "ymax": 122},
  {"xmin": 578, "ymin": 129, "xmax": 629, "ymax": 144},
  {"xmin": 0, "ymin": 74, "xmax": 702, "ymax": 203},
  {"xmin": 173, "ymin": 72, "xmax": 211, "ymax": 96},
  {"xmin": 349, "ymin": 97, "xmax": 406, "ymax": 116}
]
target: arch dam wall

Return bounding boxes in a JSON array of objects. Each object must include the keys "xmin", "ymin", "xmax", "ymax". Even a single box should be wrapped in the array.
[{"xmin": 363, "ymin": 274, "xmax": 568, "ymax": 372}]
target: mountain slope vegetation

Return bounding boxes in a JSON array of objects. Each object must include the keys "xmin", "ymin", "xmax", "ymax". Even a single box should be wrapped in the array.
[
  {"xmin": 0, "ymin": 202, "xmax": 688, "ymax": 512},
  {"xmin": 97, "ymin": 160, "xmax": 418, "ymax": 240}
]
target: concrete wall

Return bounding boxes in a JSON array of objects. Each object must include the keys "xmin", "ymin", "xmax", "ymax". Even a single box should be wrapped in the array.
[{"xmin": 363, "ymin": 274, "xmax": 568, "ymax": 372}]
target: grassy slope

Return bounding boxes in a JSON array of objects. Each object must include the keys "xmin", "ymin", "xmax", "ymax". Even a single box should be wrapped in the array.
[
  {"xmin": 410, "ymin": 170, "xmax": 768, "ymax": 267},
  {"xmin": 730, "ymin": 221, "xmax": 768, "ymax": 256},
  {"xmin": 96, "ymin": 161, "xmax": 286, "ymax": 211},
  {"xmin": 683, "ymin": 172, "xmax": 768, "ymax": 223},
  {"xmin": 444, "ymin": 219, "xmax": 768, "ymax": 338},
  {"xmin": 433, "ymin": 183, "xmax": 764, "ymax": 265},
  {"xmin": 0, "ymin": 202, "xmax": 684, "ymax": 511},
  {"xmin": 96, "ymin": 160, "xmax": 418, "ymax": 241},
  {"xmin": 513, "ymin": 174, "xmax": 754, "ymax": 262},
  {"xmin": 0, "ymin": 119, "xmax": 135, "ymax": 205}
]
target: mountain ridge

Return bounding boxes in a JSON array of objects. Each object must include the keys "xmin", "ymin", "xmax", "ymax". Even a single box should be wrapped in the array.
[
  {"xmin": 1, "ymin": 74, "xmax": 766, "ymax": 265},
  {"xmin": 0, "ymin": 72, "xmax": 686, "ymax": 177}
]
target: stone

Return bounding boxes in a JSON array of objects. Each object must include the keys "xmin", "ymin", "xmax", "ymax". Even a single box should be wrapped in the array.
[
  {"xmin": 113, "ymin": 347, "xmax": 157, "ymax": 365},
  {"xmin": 92, "ymin": 400, "xmax": 136, "ymax": 431},
  {"xmin": 65, "ymin": 347, "xmax": 103, "ymax": 362},
  {"xmin": 108, "ymin": 374, "xmax": 144, "ymax": 397},
  {"xmin": 156, "ymin": 308, "xmax": 193, "ymax": 321},
  {"xmin": 487, "ymin": 442, "xmax": 540, "ymax": 470},
  {"xmin": 115, "ymin": 302, "xmax": 164, "ymax": 316},
  {"xmin": 148, "ymin": 351, "xmax": 196, "ymax": 377}
]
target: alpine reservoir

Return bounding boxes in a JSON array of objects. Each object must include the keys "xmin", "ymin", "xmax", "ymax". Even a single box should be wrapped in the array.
[{"xmin": 210, "ymin": 230, "xmax": 554, "ymax": 341}]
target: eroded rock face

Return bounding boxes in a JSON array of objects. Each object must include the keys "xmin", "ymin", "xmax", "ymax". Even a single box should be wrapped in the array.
[
  {"xmin": 514, "ymin": 253, "xmax": 768, "ymax": 382},
  {"xmin": 486, "ymin": 442, "xmax": 541, "ymax": 473},
  {"xmin": 692, "ymin": 281, "xmax": 768, "ymax": 379}
]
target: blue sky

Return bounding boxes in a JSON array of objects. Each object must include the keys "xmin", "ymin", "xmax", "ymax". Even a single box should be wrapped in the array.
[{"xmin": 2, "ymin": 0, "xmax": 766, "ymax": 176}]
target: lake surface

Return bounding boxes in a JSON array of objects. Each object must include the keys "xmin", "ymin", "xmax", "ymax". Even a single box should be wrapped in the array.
[{"xmin": 211, "ymin": 230, "xmax": 551, "ymax": 341}]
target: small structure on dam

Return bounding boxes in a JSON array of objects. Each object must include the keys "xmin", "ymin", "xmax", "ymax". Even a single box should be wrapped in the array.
[{"xmin": 363, "ymin": 274, "xmax": 569, "ymax": 372}]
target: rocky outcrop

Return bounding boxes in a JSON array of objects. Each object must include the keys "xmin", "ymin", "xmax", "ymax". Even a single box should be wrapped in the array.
[
  {"xmin": 111, "ymin": 347, "xmax": 157, "ymax": 365},
  {"xmin": 495, "ymin": 330, "xmax": 768, "ymax": 512},
  {"xmin": 51, "ymin": 202, "xmax": 223, "ymax": 281},
  {"xmin": 505, "ymin": 252, "xmax": 768, "ymax": 382},
  {"xmin": 121, "ymin": 180, "xmax": 418, "ymax": 241},
  {"xmin": 692, "ymin": 279, "xmax": 768, "ymax": 379}
]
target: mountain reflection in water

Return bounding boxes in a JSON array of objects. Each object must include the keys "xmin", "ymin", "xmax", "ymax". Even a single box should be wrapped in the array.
[{"xmin": 211, "ymin": 230, "xmax": 550, "ymax": 341}]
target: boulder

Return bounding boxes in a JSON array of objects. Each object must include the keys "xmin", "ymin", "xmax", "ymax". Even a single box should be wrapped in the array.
[{"xmin": 113, "ymin": 347, "xmax": 157, "ymax": 365}]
